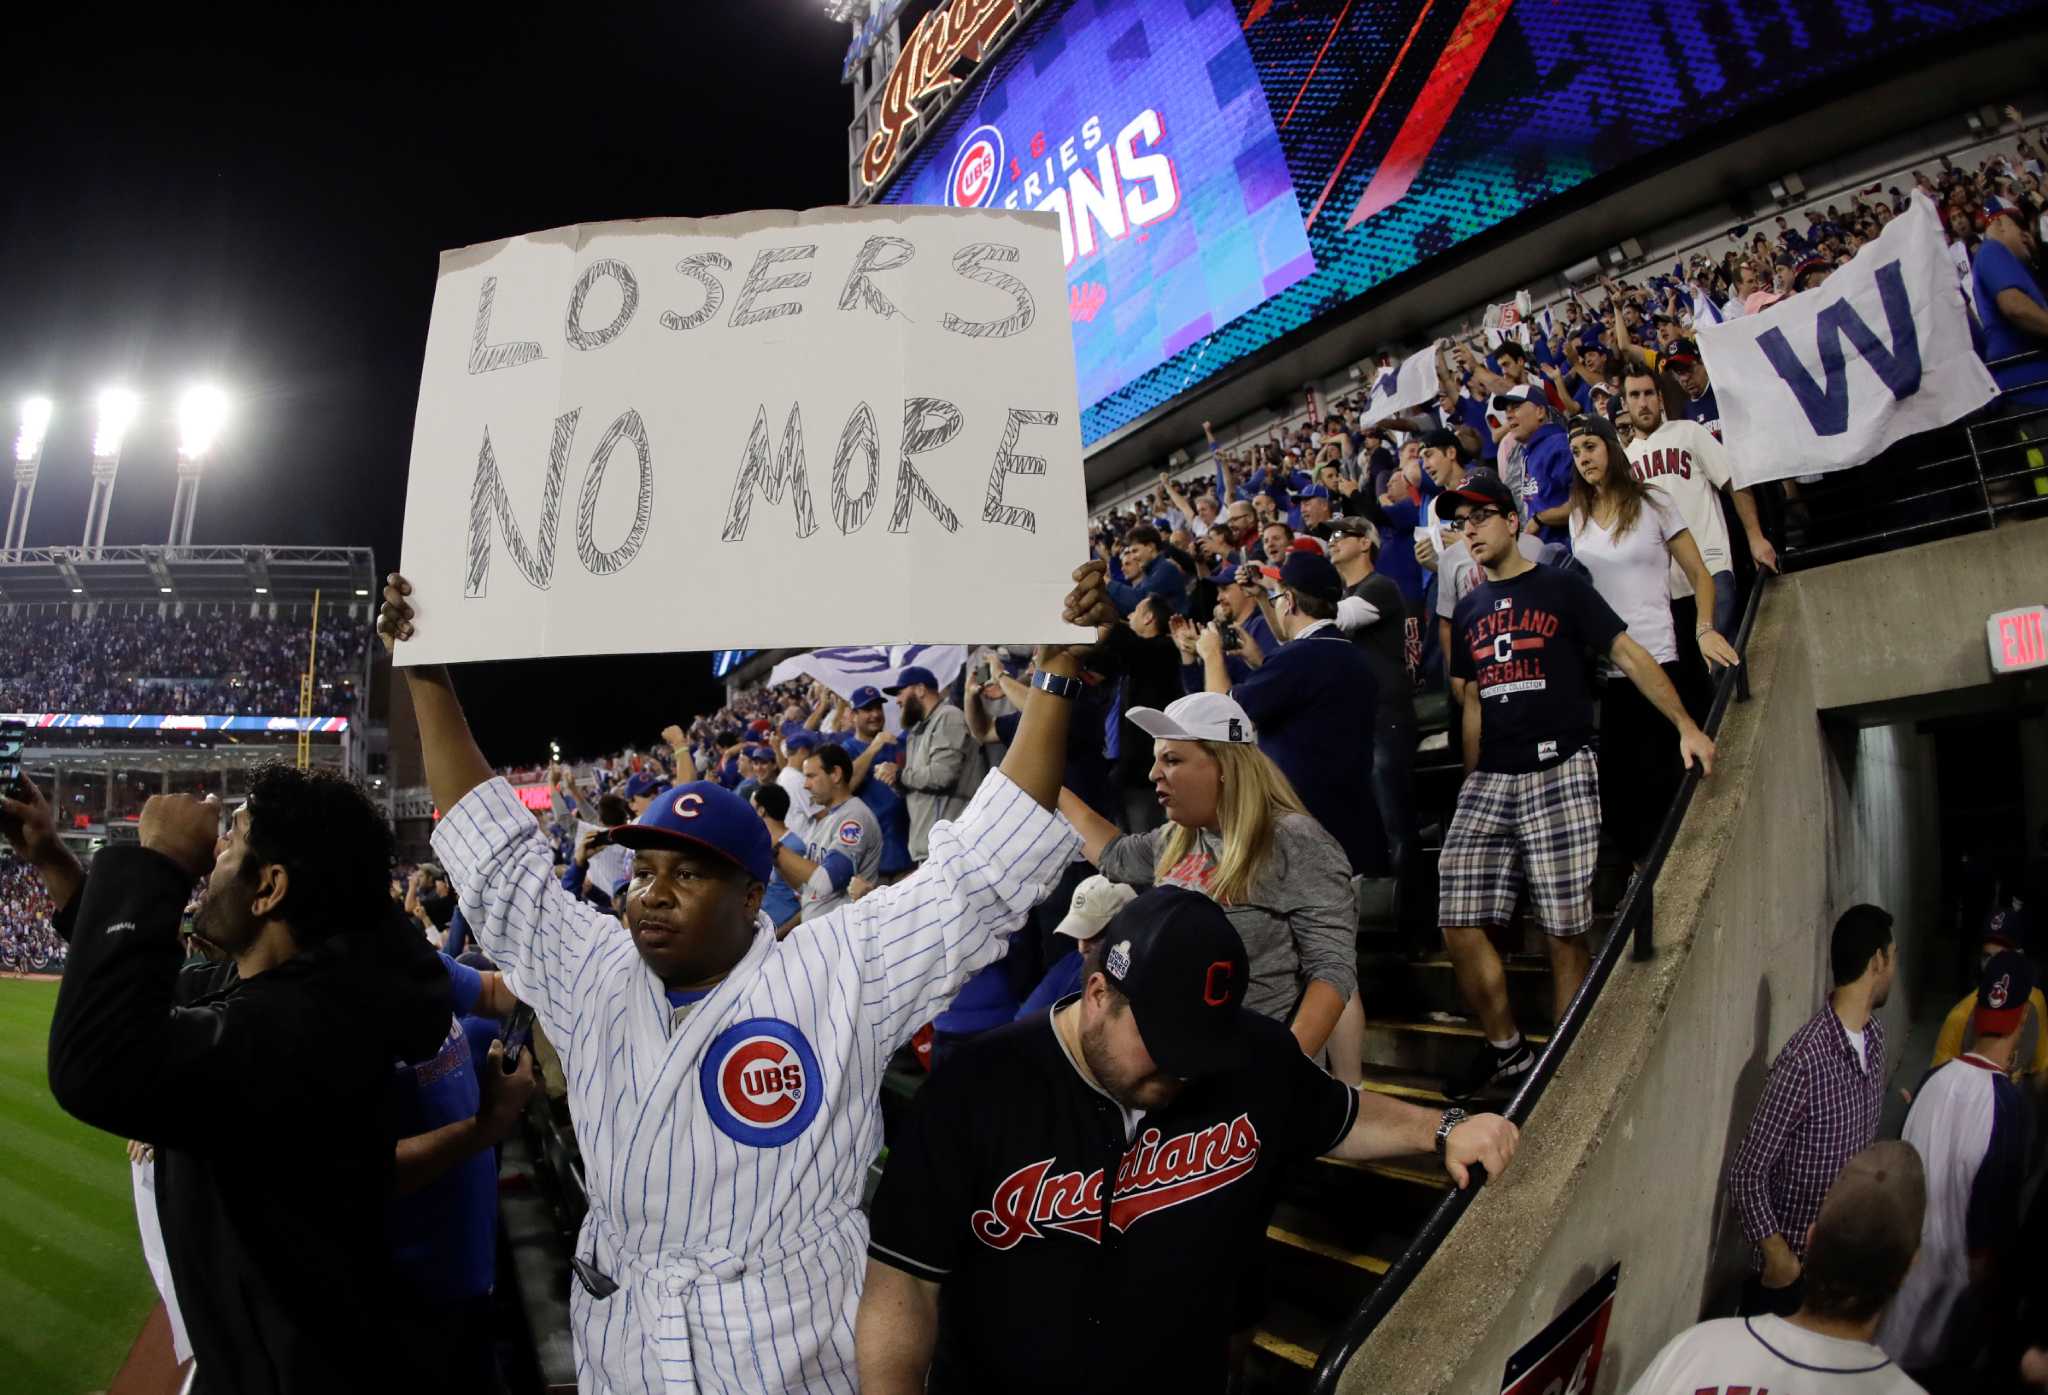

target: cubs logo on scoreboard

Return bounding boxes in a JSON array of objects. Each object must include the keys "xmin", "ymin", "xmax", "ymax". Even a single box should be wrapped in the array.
[
  {"xmin": 945, "ymin": 124, "xmax": 1005, "ymax": 208},
  {"xmin": 702, "ymin": 1018, "xmax": 824, "ymax": 1147}
]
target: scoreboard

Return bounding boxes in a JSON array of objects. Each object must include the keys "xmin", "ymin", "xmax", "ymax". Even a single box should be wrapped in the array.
[{"xmin": 869, "ymin": 0, "xmax": 2035, "ymax": 446}]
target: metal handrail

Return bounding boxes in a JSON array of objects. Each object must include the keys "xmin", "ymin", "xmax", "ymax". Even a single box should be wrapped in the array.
[{"xmin": 1306, "ymin": 568, "xmax": 1770, "ymax": 1393}]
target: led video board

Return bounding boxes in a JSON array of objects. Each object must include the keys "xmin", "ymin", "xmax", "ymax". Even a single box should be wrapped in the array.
[{"xmin": 876, "ymin": 0, "xmax": 2034, "ymax": 445}]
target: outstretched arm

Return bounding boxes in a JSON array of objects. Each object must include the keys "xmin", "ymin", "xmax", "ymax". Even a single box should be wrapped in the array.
[
  {"xmin": 378, "ymin": 575, "xmax": 494, "ymax": 818},
  {"xmin": 1609, "ymin": 632, "xmax": 1715, "ymax": 774}
]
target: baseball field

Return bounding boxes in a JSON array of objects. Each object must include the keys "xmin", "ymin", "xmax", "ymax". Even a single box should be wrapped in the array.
[{"xmin": 0, "ymin": 978, "xmax": 155, "ymax": 1393}]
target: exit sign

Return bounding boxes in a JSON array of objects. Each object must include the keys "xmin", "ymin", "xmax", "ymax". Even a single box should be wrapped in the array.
[{"xmin": 1989, "ymin": 605, "xmax": 2048, "ymax": 675}]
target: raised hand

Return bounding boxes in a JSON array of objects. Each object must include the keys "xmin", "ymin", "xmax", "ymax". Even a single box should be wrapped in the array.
[
  {"xmin": 139, "ymin": 794, "xmax": 223, "ymax": 880},
  {"xmin": 377, "ymin": 573, "xmax": 417, "ymax": 652}
]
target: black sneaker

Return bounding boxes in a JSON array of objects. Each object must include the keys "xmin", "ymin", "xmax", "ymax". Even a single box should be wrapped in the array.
[{"xmin": 1448, "ymin": 1040, "xmax": 1534, "ymax": 1102}]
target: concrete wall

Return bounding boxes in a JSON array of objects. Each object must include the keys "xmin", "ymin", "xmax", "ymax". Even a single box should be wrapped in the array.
[{"xmin": 1339, "ymin": 519, "xmax": 2047, "ymax": 1395}]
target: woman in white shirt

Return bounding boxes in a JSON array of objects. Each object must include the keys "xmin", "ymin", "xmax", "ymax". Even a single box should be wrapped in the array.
[{"xmin": 1565, "ymin": 414, "xmax": 1739, "ymax": 867}]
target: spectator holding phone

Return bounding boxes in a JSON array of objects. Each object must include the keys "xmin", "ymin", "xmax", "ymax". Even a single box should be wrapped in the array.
[
  {"xmin": 18, "ymin": 765, "xmax": 454, "ymax": 1392},
  {"xmin": 389, "ymin": 953, "xmax": 535, "ymax": 1386}
]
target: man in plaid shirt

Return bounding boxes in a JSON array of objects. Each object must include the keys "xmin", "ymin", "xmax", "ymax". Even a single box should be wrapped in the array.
[{"xmin": 1727, "ymin": 904, "xmax": 1897, "ymax": 1318}]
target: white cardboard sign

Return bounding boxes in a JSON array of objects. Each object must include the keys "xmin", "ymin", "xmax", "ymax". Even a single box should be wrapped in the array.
[{"xmin": 396, "ymin": 207, "xmax": 1091, "ymax": 665}]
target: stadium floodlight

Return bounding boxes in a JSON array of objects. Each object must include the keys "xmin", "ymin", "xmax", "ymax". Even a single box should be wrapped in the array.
[
  {"xmin": 177, "ymin": 385, "xmax": 229, "ymax": 458},
  {"xmin": 15, "ymin": 396, "xmax": 52, "ymax": 462},
  {"xmin": 93, "ymin": 387, "xmax": 141, "ymax": 458}
]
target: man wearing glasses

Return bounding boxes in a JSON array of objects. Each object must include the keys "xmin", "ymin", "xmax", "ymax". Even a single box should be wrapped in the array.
[{"xmin": 1434, "ymin": 470, "xmax": 1715, "ymax": 1101}]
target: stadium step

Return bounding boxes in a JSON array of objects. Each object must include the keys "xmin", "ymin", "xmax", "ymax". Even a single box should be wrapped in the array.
[{"xmin": 1361, "ymin": 1015, "xmax": 1550, "ymax": 1077}]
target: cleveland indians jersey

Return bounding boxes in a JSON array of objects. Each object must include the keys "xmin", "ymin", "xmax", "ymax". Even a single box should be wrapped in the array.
[
  {"xmin": 435, "ymin": 771, "xmax": 1078, "ymax": 1394},
  {"xmin": 867, "ymin": 1005, "xmax": 1355, "ymax": 1395}
]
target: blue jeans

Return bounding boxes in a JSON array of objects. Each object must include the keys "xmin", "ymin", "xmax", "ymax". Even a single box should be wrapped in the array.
[
  {"xmin": 1710, "ymin": 569, "xmax": 1738, "ymax": 638},
  {"xmin": 1372, "ymin": 712, "xmax": 1417, "ymax": 874}
]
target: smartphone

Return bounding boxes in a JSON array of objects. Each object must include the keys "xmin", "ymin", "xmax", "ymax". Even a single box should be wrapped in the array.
[
  {"xmin": 0, "ymin": 718, "xmax": 25, "ymax": 793},
  {"xmin": 499, "ymin": 1002, "xmax": 536, "ymax": 1072}
]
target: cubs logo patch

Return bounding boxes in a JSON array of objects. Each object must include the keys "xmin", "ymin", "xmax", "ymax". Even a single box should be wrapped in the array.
[
  {"xmin": 945, "ymin": 124, "xmax": 1005, "ymax": 209},
  {"xmin": 701, "ymin": 1018, "xmax": 823, "ymax": 1148},
  {"xmin": 837, "ymin": 818, "xmax": 864, "ymax": 846}
]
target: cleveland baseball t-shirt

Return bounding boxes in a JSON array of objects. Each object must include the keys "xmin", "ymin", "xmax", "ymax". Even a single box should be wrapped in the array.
[
  {"xmin": 1626, "ymin": 418, "xmax": 1734, "ymax": 600},
  {"xmin": 1449, "ymin": 565, "xmax": 1626, "ymax": 773},
  {"xmin": 867, "ymin": 1003, "xmax": 1357, "ymax": 1395}
]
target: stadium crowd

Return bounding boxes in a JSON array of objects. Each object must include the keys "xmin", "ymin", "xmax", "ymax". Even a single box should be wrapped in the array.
[
  {"xmin": 0, "ymin": 856, "xmax": 63, "ymax": 972},
  {"xmin": 0, "ymin": 610, "xmax": 371, "ymax": 717},
  {"xmin": 1, "ymin": 121, "xmax": 2044, "ymax": 1395}
]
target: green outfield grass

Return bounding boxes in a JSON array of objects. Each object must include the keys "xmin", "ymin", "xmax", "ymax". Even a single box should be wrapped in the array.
[{"xmin": 0, "ymin": 979, "xmax": 156, "ymax": 1394}]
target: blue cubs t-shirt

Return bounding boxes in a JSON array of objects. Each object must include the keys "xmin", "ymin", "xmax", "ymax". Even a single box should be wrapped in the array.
[
  {"xmin": 1449, "ymin": 563, "xmax": 1625, "ymax": 774},
  {"xmin": 761, "ymin": 831, "xmax": 805, "ymax": 927},
  {"xmin": 388, "ymin": 953, "xmax": 496, "ymax": 1302},
  {"xmin": 1973, "ymin": 238, "xmax": 2048, "ymax": 408}
]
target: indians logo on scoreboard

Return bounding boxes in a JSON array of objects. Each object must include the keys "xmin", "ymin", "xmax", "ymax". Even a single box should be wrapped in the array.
[
  {"xmin": 940, "ymin": 108, "xmax": 1181, "ymax": 269},
  {"xmin": 701, "ymin": 1018, "xmax": 825, "ymax": 1147}
]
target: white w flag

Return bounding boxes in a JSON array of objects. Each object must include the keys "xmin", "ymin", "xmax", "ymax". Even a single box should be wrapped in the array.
[
  {"xmin": 1365, "ymin": 343, "xmax": 1442, "ymax": 421},
  {"xmin": 1697, "ymin": 195, "xmax": 1997, "ymax": 488},
  {"xmin": 769, "ymin": 644, "xmax": 970, "ymax": 733}
]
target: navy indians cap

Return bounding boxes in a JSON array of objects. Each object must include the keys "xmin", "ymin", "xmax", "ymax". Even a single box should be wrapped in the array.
[
  {"xmin": 1094, "ymin": 886, "xmax": 1250, "ymax": 1077},
  {"xmin": 1976, "ymin": 948, "xmax": 2037, "ymax": 1037},
  {"xmin": 610, "ymin": 781, "xmax": 775, "ymax": 885},
  {"xmin": 1433, "ymin": 467, "xmax": 1518, "ymax": 521},
  {"xmin": 883, "ymin": 665, "xmax": 939, "ymax": 696},
  {"xmin": 847, "ymin": 685, "xmax": 885, "ymax": 709}
]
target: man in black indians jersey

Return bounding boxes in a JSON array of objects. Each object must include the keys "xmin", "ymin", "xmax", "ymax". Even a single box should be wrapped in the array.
[
  {"xmin": 1436, "ymin": 472, "xmax": 1715, "ymax": 1102},
  {"xmin": 854, "ymin": 886, "xmax": 1517, "ymax": 1395}
]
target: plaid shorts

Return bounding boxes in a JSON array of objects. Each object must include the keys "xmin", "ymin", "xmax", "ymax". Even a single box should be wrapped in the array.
[{"xmin": 1438, "ymin": 746, "xmax": 1600, "ymax": 937}]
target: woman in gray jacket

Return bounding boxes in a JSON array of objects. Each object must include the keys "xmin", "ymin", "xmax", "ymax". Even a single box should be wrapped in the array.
[{"xmin": 1057, "ymin": 689, "xmax": 1358, "ymax": 1070}]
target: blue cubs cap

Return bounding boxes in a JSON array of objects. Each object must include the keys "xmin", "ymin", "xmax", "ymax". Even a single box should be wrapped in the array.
[
  {"xmin": 783, "ymin": 730, "xmax": 820, "ymax": 753},
  {"xmin": 780, "ymin": 720, "xmax": 809, "ymax": 741},
  {"xmin": 622, "ymin": 772, "xmax": 670, "ymax": 800},
  {"xmin": 610, "ymin": 781, "xmax": 774, "ymax": 885},
  {"xmin": 1297, "ymin": 483, "xmax": 1331, "ymax": 500},
  {"xmin": 883, "ymin": 665, "xmax": 939, "ymax": 696},
  {"xmin": 1278, "ymin": 550, "xmax": 1343, "ymax": 603},
  {"xmin": 743, "ymin": 744, "xmax": 774, "ymax": 762},
  {"xmin": 848, "ymin": 685, "xmax": 885, "ymax": 710},
  {"xmin": 1094, "ymin": 887, "xmax": 1249, "ymax": 1077}
]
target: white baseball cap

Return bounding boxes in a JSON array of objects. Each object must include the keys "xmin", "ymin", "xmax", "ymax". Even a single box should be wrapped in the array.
[
  {"xmin": 1124, "ymin": 691, "xmax": 1258, "ymax": 745},
  {"xmin": 1052, "ymin": 874, "xmax": 1138, "ymax": 940}
]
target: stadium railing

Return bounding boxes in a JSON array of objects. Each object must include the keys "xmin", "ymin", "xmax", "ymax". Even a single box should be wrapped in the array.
[{"xmin": 1304, "ymin": 365, "xmax": 2045, "ymax": 1390}]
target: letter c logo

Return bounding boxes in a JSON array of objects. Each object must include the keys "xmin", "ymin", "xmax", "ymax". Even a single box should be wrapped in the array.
[
  {"xmin": 1492, "ymin": 634, "xmax": 1515, "ymax": 664},
  {"xmin": 672, "ymin": 792, "xmax": 704, "ymax": 819},
  {"xmin": 1203, "ymin": 960, "xmax": 1234, "ymax": 1007}
]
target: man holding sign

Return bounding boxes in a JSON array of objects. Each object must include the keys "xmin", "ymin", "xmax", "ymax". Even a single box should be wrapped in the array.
[{"xmin": 378, "ymin": 562, "xmax": 1112, "ymax": 1394}]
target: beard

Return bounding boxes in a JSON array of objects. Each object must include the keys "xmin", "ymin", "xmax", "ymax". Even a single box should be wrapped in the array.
[
  {"xmin": 194, "ymin": 885, "xmax": 260, "ymax": 956},
  {"xmin": 900, "ymin": 695, "xmax": 925, "ymax": 726},
  {"xmin": 1079, "ymin": 1011, "xmax": 1184, "ymax": 1112}
]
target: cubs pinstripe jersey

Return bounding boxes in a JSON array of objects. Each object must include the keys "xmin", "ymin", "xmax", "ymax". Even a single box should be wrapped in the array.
[{"xmin": 433, "ymin": 771, "xmax": 1078, "ymax": 1394}]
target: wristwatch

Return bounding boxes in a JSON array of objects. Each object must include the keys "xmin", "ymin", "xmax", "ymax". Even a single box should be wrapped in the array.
[
  {"xmin": 1435, "ymin": 1106, "xmax": 1469, "ymax": 1158},
  {"xmin": 1031, "ymin": 670, "xmax": 1082, "ymax": 700}
]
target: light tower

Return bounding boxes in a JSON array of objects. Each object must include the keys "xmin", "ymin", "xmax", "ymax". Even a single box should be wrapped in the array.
[
  {"xmin": 83, "ymin": 387, "xmax": 140, "ymax": 555},
  {"xmin": 5, "ymin": 396, "xmax": 52, "ymax": 559},
  {"xmin": 168, "ymin": 386, "xmax": 228, "ymax": 550}
]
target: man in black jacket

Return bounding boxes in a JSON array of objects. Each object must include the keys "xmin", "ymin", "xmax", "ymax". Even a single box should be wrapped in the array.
[{"xmin": 5, "ymin": 764, "xmax": 451, "ymax": 1393}]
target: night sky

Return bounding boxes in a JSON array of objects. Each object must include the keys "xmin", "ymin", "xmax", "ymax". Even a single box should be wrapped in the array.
[{"xmin": 1, "ymin": 7, "xmax": 856, "ymax": 763}]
